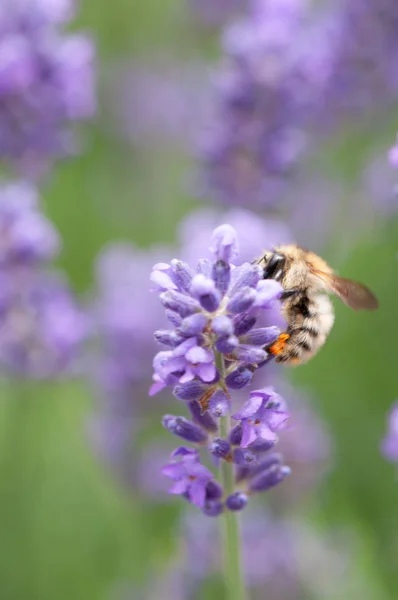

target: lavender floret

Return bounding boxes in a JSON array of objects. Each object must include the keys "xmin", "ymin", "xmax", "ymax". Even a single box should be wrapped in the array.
[{"xmin": 162, "ymin": 415, "xmax": 209, "ymax": 444}]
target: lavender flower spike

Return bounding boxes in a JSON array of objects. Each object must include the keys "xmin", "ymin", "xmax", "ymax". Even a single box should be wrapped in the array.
[
  {"xmin": 151, "ymin": 225, "xmax": 291, "ymax": 517},
  {"xmin": 0, "ymin": 0, "xmax": 95, "ymax": 176}
]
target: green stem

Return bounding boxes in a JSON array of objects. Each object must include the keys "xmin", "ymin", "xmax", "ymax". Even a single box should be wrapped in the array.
[{"xmin": 215, "ymin": 352, "xmax": 247, "ymax": 600}]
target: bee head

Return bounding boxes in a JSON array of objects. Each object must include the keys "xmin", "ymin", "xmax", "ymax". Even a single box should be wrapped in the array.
[{"xmin": 262, "ymin": 251, "xmax": 286, "ymax": 281}]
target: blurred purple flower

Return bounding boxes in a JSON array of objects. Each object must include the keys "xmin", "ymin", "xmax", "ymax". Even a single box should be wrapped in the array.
[
  {"xmin": 0, "ymin": 0, "xmax": 95, "ymax": 176},
  {"xmin": 0, "ymin": 181, "xmax": 60, "ymax": 264},
  {"xmin": 105, "ymin": 59, "xmax": 210, "ymax": 149},
  {"xmin": 94, "ymin": 243, "xmax": 170, "ymax": 385},
  {"xmin": 381, "ymin": 401, "xmax": 398, "ymax": 462},
  {"xmin": 198, "ymin": 0, "xmax": 332, "ymax": 207},
  {"xmin": 0, "ymin": 268, "xmax": 87, "ymax": 378},
  {"xmin": 134, "ymin": 509, "xmax": 353, "ymax": 600},
  {"xmin": 319, "ymin": 0, "xmax": 398, "ymax": 125},
  {"xmin": 89, "ymin": 242, "xmax": 172, "ymax": 469}
]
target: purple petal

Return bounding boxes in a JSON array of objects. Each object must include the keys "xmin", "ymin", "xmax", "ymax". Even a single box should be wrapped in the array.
[
  {"xmin": 215, "ymin": 335, "xmax": 239, "ymax": 354},
  {"xmin": 190, "ymin": 274, "xmax": 221, "ymax": 312},
  {"xmin": 173, "ymin": 380, "xmax": 206, "ymax": 401},
  {"xmin": 179, "ymin": 369, "xmax": 195, "ymax": 384},
  {"xmin": 212, "ymin": 259, "xmax": 231, "ymax": 295},
  {"xmin": 188, "ymin": 400, "xmax": 218, "ymax": 432},
  {"xmin": 162, "ymin": 462, "xmax": 186, "ymax": 480},
  {"xmin": 209, "ymin": 224, "xmax": 239, "ymax": 262},
  {"xmin": 185, "ymin": 461, "xmax": 213, "ymax": 480},
  {"xmin": 160, "ymin": 356, "xmax": 187, "ymax": 377},
  {"xmin": 265, "ymin": 410, "xmax": 289, "ymax": 431},
  {"xmin": 254, "ymin": 279, "xmax": 283, "ymax": 307},
  {"xmin": 249, "ymin": 465, "xmax": 291, "ymax": 493},
  {"xmin": 229, "ymin": 263, "xmax": 262, "ymax": 297},
  {"xmin": 233, "ymin": 345, "xmax": 267, "ymax": 363},
  {"xmin": 256, "ymin": 422, "xmax": 278, "ymax": 444},
  {"xmin": 185, "ymin": 345, "xmax": 213, "ymax": 364},
  {"xmin": 149, "ymin": 380, "xmax": 166, "ymax": 396},
  {"xmin": 225, "ymin": 367, "xmax": 253, "ymax": 390},
  {"xmin": 232, "ymin": 394, "xmax": 263, "ymax": 420},
  {"xmin": 227, "ymin": 287, "xmax": 257, "ymax": 314},
  {"xmin": 233, "ymin": 313, "xmax": 256, "ymax": 336},
  {"xmin": 168, "ymin": 479, "xmax": 189, "ymax": 495},
  {"xmin": 209, "ymin": 389, "xmax": 230, "ymax": 417},
  {"xmin": 242, "ymin": 326, "xmax": 280, "ymax": 346},
  {"xmin": 180, "ymin": 313, "xmax": 208, "ymax": 336},
  {"xmin": 189, "ymin": 480, "xmax": 207, "ymax": 508},
  {"xmin": 171, "ymin": 446, "xmax": 198, "ymax": 458},
  {"xmin": 150, "ymin": 266, "xmax": 177, "ymax": 291},
  {"xmin": 240, "ymin": 421, "xmax": 257, "ymax": 448},
  {"xmin": 211, "ymin": 315, "xmax": 234, "ymax": 336},
  {"xmin": 172, "ymin": 337, "xmax": 198, "ymax": 357},
  {"xmin": 225, "ymin": 492, "xmax": 248, "ymax": 511},
  {"xmin": 170, "ymin": 259, "xmax": 194, "ymax": 291},
  {"xmin": 196, "ymin": 258, "xmax": 212, "ymax": 277},
  {"xmin": 195, "ymin": 362, "xmax": 217, "ymax": 383}
]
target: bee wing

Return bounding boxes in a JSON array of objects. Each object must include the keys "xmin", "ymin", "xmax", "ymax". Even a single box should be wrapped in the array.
[{"xmin": 313, "ymin": 270, "xmax": 379, "ymax": 311}]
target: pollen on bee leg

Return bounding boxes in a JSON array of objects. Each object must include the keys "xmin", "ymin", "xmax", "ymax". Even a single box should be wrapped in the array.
[{"xmin": 267, "ymin": 333, "xmax": 290, "ymax": 356}]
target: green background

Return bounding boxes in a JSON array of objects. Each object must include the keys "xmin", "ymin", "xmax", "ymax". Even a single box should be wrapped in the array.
[{"xmin": 1, "ymin": 1, "xmax": 397, "ymax": 598}]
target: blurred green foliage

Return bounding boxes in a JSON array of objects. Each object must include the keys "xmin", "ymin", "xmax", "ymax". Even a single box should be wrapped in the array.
[{"xmin": 0, "ymin": 1, "xmax": 397, "ymax": 599}]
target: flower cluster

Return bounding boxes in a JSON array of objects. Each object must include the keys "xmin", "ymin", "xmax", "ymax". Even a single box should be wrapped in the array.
[
  {"xmin": 381, "ymin": 402, "xmax": 398, "ymax": 463},
  {"xmin": 0, "ymin": 0, "xmax": 95, "ymax": 176},
  {"xmin": 198, "ymin": 0, "xmax": 332, "ymax": 207},
  {"xmin": 89, "ymin": 243, "xmax": 171, "ymax": 474},
  {"xmin": 150, "ymin": 225, "xmax": 291, "ymax": 515},
  {"xmin": 0, "ymin": 181, "xmax": 86, "ymax": 378},
  {"xmin": 319, "ymin": 0, "xmax": 398, "ymax": 126}
]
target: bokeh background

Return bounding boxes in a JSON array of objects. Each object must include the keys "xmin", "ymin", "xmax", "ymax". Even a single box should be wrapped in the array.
[{"xmin": 1, "ymin": 0, "xmax": 398, "ymax": 599}]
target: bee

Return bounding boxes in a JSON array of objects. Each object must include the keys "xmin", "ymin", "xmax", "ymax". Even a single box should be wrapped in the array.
[{"xmin": 256, "ymin": 244, "xmax": 378, "ymax": 364}]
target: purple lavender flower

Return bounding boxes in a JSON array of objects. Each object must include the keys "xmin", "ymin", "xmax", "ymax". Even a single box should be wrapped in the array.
[
  {"xmin": 135, "ymin": 509, "xmax": 353, "ymax": 600},
  {"xmin": 232, "ymin": 387, "xmax": 288, "ymax": 447},
  {"xmin": 381, "ymin": 401, "xmax": 398, "ymax": 462},
  {"xmin": 89, "ymin": 243, "xmax": 172, "ymax": 474},
  {"xmin": 105, "ymin": 59, "xmax": 210, "ymax": 150},
  {"xmin": 153, "ymin": 224, "xmax": 291, "ymax": 515},
  {"xmin": 0, "ymin": 0, "xmax": 95, "ymax": 176},
  {"xmin": 319, "ymin": 1, "xmax": 398, "ymax": 126},
  {"xmin": 198, "ymin": 0, "xmax": 332, "ymax": 207},
  {"xmin": 162, "ymin": 447, "xmax": 216, "ymax": 508},
  {"xmin": 0, "ymin": 181, "xmax": 60, "ymax": 264},
  {"xmin": 0, "ymin": 268, "xmax": 87, "ymax": 378}
]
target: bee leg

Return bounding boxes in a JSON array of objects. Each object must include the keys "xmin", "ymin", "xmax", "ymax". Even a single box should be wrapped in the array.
[
  {"xmin": 280, "ymin": 289, "xmax": 299, "ymax": 301},
  {"xmin": 266, "ymin": 333, "xmax": 290, "ymax": 356}
]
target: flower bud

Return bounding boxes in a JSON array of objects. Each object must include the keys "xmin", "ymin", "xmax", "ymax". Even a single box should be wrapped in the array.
[
  {"xmin": 162, "ymin": 415, "xmax": 208, "ymax": 443},
  {"xmin": 226, "ymin": 492, "xmax": 248, "ymax": 511}
]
